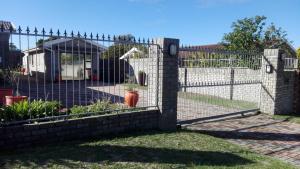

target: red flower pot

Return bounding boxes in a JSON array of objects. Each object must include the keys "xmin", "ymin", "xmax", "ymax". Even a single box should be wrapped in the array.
[
  {"xmin": 5, "ymin": 96, "xmax": 28, "ymax": 106},
  {"xmin": 92, "ymin": 75, "xmax": 98, "ymax": 81},
  {"xmin": 0, "ymin": 88, "xmax": 13, "ymax": 105},
  {"xmin": 55, "ymin": 75, "xmax": 62, "ymax": 82},
  {"xmin": 124, "ymin": 91, "xmax": 139, "ymax": 107}
]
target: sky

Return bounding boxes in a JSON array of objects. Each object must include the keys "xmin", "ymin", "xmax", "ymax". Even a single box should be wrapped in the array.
[{"xmin": 1, "ymin": 0, "xmax": 299, "ymax": 48}]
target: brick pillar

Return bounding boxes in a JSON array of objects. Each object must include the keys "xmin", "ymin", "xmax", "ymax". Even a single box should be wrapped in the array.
[
  {"xmin": 148, "ymin": 38, "xmax": 179, "ymax": 131},
  {"xmin": 293, "ymin": 70, "xmax": 300, "ymax": 114},
  {"xmin": 260, "ymin": 49, "xmax": 294, "ymax": 115}
]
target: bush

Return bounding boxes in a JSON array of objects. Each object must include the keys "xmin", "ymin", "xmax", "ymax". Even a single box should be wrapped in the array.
[
  {"xmin": 2, "ymin": 101, "xmax": 30, "ymax": 121},
  {"xmin": 70, "ymin": 100, "xmax": 120, "ymax": 116},
  {"xmin": 29, "ymin": 100, "xmax": 60, "ymax": 118},
  {"xmin": 0, "ymin": 100, "xmax": 60, "ymax": 122}
]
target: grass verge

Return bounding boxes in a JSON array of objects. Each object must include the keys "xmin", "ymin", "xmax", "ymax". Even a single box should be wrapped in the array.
[
  {"xmin": 0, "ymin": 130, "xmax": 296, "ymax": 169},
  {"xmin": 178, "ymin": 92, "xmax": 258, "ymax": 110},
  {"xmin": 273, "ymin": 114, "xmax": 300, "ymax": 124}
]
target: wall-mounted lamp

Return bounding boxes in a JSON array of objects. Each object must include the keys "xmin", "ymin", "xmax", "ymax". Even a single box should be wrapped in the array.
[
  {"xmin": 266, "ymin": 64, "xmax": 273, "ymax": 74},
  {"xmin": 169, "ymin": 44, "xmax": 177, "ymax": 56}
]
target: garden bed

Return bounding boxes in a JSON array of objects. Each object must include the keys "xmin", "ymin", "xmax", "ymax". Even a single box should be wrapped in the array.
[
  {"xmin": 0, "ymin": 99, "xmax": 146, "ymax": 126},
  {"xmin": 0, "ymin": 109, "xmax": 159, "ymax": 150}
]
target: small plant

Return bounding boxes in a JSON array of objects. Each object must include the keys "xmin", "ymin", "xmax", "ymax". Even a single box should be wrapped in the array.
[
  {"xmin": 4, "ymin": 101, "xmax": 30, "ymax": 121},
  {"xmin": 125, "ymin": 83, "xmax": 136, "ymax": 92},
  {"xmin": 5, "ymin": 66, "xmax": 22, "ymax": 96},
  {"xmin": 69, "ymin": 105, "xmax": 88, "ymax": 118},
  {"xmin": 69, "ymin": 99, "xmax": 120, "ymax": 117},
  {"xmin": 30, "ymin": 100, "xmax": 60, "ymax": 118},
  {"xmin": 0, "ymin": 100, "xmax": 60, "ymax": 123}
]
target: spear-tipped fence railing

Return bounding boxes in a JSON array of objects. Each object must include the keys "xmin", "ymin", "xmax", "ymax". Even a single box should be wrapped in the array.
[
  {"xmin": 0, "ymin": 25, "xmax": 160, "ymax": 125},
  {"xmin": 177, "ymin": 45, "xmax": 262, "ymax": 122}
]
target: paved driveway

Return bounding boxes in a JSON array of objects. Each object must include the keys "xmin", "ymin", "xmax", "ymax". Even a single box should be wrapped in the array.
[{"xmin": 184, "ymin": 113, "xmax": 300, "ymax": 166}]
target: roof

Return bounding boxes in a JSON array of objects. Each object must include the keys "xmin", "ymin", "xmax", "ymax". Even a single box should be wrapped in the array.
[
  {"xmin": 179, "ymin": 44, "xmax": 224, "ymax": 58},
  {"xmin": 0, "ymin": 20, "xmax": 16, "ymax": 32},
  {"xmin": 24, "ymin": 38, "xmax": 107, "ymax": 53},
  {"xmin": 119, "ymin": 47, "xmax": 144, "ymax": 59}
]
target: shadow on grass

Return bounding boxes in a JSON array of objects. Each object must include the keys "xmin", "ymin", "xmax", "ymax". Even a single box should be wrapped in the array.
[
  {"xmin": 193, "ymin": 130, "xmax": 300, "ymax": 141},
  {"xmin": 0, "ymin": 130, "xmax": 253, "ymax": 168}
]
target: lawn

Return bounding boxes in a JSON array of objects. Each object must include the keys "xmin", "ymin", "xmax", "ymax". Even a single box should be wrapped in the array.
[
  {"xmin": 273, "ymin": 114, "xmax": 300, "ymax": 124},
  {"xmin": 177, "ymin": 92, "xmax": 258, "ymax": 110},
  {"xmin": 0, "ymin": 130, "xmax": 295, "ymax": 169}
]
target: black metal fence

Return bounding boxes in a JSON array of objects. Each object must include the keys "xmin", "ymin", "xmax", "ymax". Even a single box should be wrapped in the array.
[
  {"xmin": 177, "ymin": 46, "xmax": 262, "ymax": 123},
  {"xmin": 0, "ymin": 25, "xmax": 160, "ymax": 125}
]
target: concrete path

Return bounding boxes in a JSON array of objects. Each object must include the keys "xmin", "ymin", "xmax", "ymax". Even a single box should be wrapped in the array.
[{"xmin": 184, "ymin": 113, "xmax": 300, "ymax": 166}]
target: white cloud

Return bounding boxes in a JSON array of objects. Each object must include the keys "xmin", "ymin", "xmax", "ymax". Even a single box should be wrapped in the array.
[{"xmin": 197, "ymin": 0, "xmax": 250, "ymax": 8}]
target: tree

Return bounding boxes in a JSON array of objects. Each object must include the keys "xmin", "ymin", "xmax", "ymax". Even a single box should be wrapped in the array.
[
  {"xmin": 9, "ymin": 43, "xmax": 18, "ymax": 51},
  {"xmin": 222, "ymin": 16, "xmax": 292, "ymax": 53},
  {"xmin": 102, "ymin": 44, "xmax": 148, "ymax": 59},
  {"xmin": 297, "ymin": 47, "xmax": 300, "ymax": 59},
  {"xmin": 102, "ymin": 44, "xmax": 129, "ymax": 59},
  {"xmin": 36, "ymin": 37, "xmax": 59, "ymax": 46}
]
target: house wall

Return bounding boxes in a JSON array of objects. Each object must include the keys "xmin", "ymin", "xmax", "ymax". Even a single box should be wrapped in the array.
[
  {"xmin": 128, "ymin": 58, "xmax": 150, "ymax": 83},
  {"xmin": 0, "ymin": 33, "xmax": 9, "ymax": 68}
]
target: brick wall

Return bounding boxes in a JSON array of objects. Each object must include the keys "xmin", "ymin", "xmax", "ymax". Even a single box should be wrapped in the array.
[
  {"xmin": 293, "ymin": 70, "xmax": 300, "ymax": 114},
  {"xmin": 0, "ymin": 110, "xmax": 159, "ymax": 150},
  {"xmin": 129, "ymin": 58, "xmax": 261, "ymax": 103},
  {"xmin": 260, "ymin": 49, "xmax": 296, "ymax": 115}
]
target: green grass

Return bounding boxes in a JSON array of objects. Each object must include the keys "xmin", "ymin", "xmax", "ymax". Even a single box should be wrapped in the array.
[
  {"xmin": 178, "ymin": 92, "xmax": 258, "ymax": 110},
  {"xmin": 122, "ymin": 83, "xmax": 148, "ymax": 90},
  {"xmin": 0, "ymin": 130, "xmax": 295, "ymax": 169},
  {"xmin": 273, "ymin": 114, "xmax": 300, "ymax": 124}
]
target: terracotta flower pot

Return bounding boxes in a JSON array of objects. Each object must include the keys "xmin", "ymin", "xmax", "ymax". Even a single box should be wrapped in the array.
[
  {"xmin": 5, "ymin": 96, "xmax": 28, "ymax": 106},
  {"xmin": 0, "ymin": 88, "xmax": 13, "ymax": 105},
  {"xmin": 125, "ymin": 91, "xmax": 139, "ymax": 107},
  {"xmin": 55, "ymin": 75, "xmax": 62, "ymax": 82},
  {"xmin": 92, "ymin": 74, "xmax": 99, "ymax": 81}
]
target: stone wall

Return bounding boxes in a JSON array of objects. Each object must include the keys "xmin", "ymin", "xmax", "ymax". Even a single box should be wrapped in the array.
[
  {"xmin": 129, "ymin": 58, "xmax": 261, "ymax": 103},
  {"xmin": 179, "ymin": 68, "xmax": 261, "ymax": 103},
  {"xmin": 0, "ymin": 110, "xmax": 159, "ymax": 150},
  {"xmin": 260, "ymin": 49, "xmax": 296, "ymax": 115}
]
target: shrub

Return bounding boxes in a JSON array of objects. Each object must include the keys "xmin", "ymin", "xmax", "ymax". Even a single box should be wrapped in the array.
[
  {"xmin": 3, "ymin": 101, "xmax": 30, "ymax": 121},
  {"xmin": 69, "ymin": 105, "xmax": 88, "ymax": 118},
  {"xmin": 70, "ymin": 100, "xmax": 120, "ymax": 116},
  {"xmin": 30, "ymin": 100, "xmax": 60, "ymax": 118},
  {"xmin": 0, "ymin": 100, "xmax": 60, "ymax": 123}
]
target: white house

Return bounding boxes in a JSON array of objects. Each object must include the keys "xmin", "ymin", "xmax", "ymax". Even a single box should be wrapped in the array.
[{"xmin": 23, "ymin": 38, "xmax": 107, "ymax": 81}]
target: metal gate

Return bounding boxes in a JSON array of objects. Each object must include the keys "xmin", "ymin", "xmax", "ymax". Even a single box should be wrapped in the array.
[{"xmin": 177, "ymin": 46, "xmax": 262, "ymax": 124}]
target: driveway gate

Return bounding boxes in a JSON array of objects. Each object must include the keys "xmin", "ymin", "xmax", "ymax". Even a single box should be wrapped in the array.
[{"xmin": 177, "ymin": 47, "xmax": 263, "ymax": 124}]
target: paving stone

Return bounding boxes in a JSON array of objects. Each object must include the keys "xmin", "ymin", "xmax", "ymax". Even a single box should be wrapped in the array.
[{"xmin": 184, "ymin": 114, "xmax": 300, "ymax": 167}]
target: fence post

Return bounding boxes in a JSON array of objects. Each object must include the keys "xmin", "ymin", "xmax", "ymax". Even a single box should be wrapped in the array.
[
  {"xmin": 229, "ymin": 68, "xmax": 235, "ymax": 100},
  {"xmin": 184, "ymin": 67, "xmax": 187, "ymax": 92},
  {"xmin": 149, "ymin": 38, "xmax": 179, "ymax": 131},
  {"xmin": 260, "ymin": 49, "xmax": 294, "ymax": 115}
]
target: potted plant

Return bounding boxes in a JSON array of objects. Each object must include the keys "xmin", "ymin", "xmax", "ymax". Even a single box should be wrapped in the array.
[
  {"xmin": 54, "ymin": 70, "xmax": 62, "ymax": 82},
  {"xmin": 0, "ymin": 69, "xmax": 13, "ymax": 105},
  {"xmin": 138, "ymin": 70, "xmax": 146, "ymax": 86},
  {"xmin": 92, "ymin": 69, "xmax": 98, "ymax": 81},
  {"xmin": 5, "ymin": 67, "xmax": 28, "ymax": 106},
  {"xmin": 124, "ymin": 84, "xmax": 139, "ymax": 107}
]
